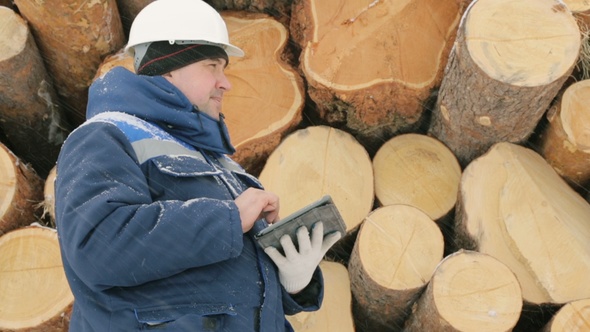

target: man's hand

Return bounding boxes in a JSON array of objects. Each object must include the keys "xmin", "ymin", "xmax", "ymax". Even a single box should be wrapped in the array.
[
  {"xmin": 264, "ymin": 222, "xmax": 342, "ymax": 294},
  {"xmin": 234, "ymin": 188, "xmax": 280, "ymax": 233}
]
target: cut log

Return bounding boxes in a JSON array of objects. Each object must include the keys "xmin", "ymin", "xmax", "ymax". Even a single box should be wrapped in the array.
[
  {"xmin": 404, "ymin": 250, "xmax": 522, "ymax": 332},
  {"xmin": 222, "ymin": 12, "xmax": 305, "ymax": 175},
  {"xmin": 0, "ymin": 143, "xmax": 44, "ymax": 236},
  {"xmin": 348, "ymin": 204, "xmax": 444, "ymax": 331},
  {"xmin": 428, "ymin": 0, "xmax": 581, "ymax": 166},
  {"xmin": 43, "ymin": 166, "xmax": 57, "ymax": 227},
  {"xmin": 13, "ymin": 0, "xmax": 125, "ymax": 127},
  {"xmin": 287, "ymin": 260, "xmax": 355, "ymax": 331},
  {"xmin": 373, "ymin": 133, "xmax": 461, "ymax": 221},
  {"xmin": 93, "ymin": 47, "xmax": 134, "ymax": 80},
  {"xmin": 0, "ymin": 225, "xmax": 73, "ymax": 331},
  {"xmin": 0, "ymin": 6, "xmax": 70, "ymax": 178},
  {"xmin": 289, "ymin": 0, "xmax": 463, "ymax": 151},
  {"xmin": 259, "ymin": 126, "xmax": 374, "ymax": 234},
  {"xmin": 92, "ymin": 12, "xmax": 305, "ymax": 176},
  {"xmin": 456, "ymin": 142, "xmax": 590, "ymax": 305},
  {"xmin": 539, "ymin": 79, "xmax": 590, "ymax": 187},
  {"xmin": 542, "ymin": 298, "xmax": 590, "ymax": 332}
]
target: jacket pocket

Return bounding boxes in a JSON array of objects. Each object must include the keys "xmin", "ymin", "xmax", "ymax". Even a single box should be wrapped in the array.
[{"xmin": 135, "ymin": 303, "xmax": 237, "ymax": 331}]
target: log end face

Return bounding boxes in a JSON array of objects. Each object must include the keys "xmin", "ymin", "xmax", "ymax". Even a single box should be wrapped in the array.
[
  {"xmin": 0, "ymin": 6, "xmax": 29, "ymax": 62},
  {"xmin": 465, "ymin": 0, "xmax": 581, "ymax": 87}
]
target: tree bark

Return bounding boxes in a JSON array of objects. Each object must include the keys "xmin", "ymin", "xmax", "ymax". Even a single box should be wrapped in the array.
[
  {"xmin": 373, "ymin": 133, "xmax": 461, "ymax": 221},
  {"xmin": 0, "ymin": 7, "xmax": 70, "ymax": 177},
  {"xmin": 404, "ymin": 250, "xmax": 522, "ymax": 332},
  {"xmin": 289, "ymin": 0, "xmax": 463, "ymax": 152},
  {"xmin": 258, "ymin": 126, "xmax": 374, "ymax": 235},
  {"xmin": 0, "ymin": 226, "xmax": 73, "ymax": 331},
  {"xmin": 13, "ymin": 0, "xmax": 125, "ymax": 127},
  {"xmin": 287, "ymin": 260, "xmax": 355, "ymax": 331},
  {"xmin": 542, "ymin": 298, "xmax": 590, "ymax": 332},
  {"xmin": 0, "ymin": 143, "xmax": 44, "ymax": 236},
  {"xmin": 455, "ymin": 142, "xmax": 590, "ymax": 305},
  {"xmin": 348, "ymin": 205, "xmax": 444, "ymax": 332},
  {"xmin": 539, "ymin": 79, "xmax": 590, "ymax": 187},
  {"xmin": 429, "ymin": 0, "xmax": 581, "ymax": 166}
]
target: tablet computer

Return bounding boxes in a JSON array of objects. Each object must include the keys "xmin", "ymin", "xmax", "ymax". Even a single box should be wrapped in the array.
[{"xmin": 255, "ymin": 195, "xmax": 346, "ymax": 251}]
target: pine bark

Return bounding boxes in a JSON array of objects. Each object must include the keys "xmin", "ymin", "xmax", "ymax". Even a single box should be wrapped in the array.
[
  {"xmin": 348, "ymin": 205, "xmax": 444, "ymax": 332},
  {"xmin": 0, "ymin": 143, "xmax": 44, "ymax": 236},
  {"xmin": 429, "ymin": 0, "xmax": 581, "ymax": 166},
  {"xmin": 289, "ymin": 0, "xmax": 463, "ymax": 152},
  {"xmin": 404, "ymin": 250, "xmax": 522, "ymax": 332},
  {"xmin": 0, "ymin": 226, "xmax": 73, "ymax": 331},
  {"xmin": 13, "ymin": 0, "xmax": 125, "ymax": 127},
  {"xmin": 0, "ymin": 7, "xmax": 69, "ymax": 177}
]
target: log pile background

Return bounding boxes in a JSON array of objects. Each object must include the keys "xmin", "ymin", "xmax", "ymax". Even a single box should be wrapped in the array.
[{"xmin": 1, "ymin": 0, "xmax": 590, "ymax": 330}]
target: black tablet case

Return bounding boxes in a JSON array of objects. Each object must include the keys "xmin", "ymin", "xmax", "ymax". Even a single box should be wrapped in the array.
[{"xmin": 255, "ymin": 195, "xmax": 346, "ymax": 251}]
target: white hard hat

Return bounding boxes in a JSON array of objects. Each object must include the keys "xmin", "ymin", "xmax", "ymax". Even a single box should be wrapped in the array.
[{"xmin": 125, "ymin": 0, "xmax": 244, "ymax": 57}]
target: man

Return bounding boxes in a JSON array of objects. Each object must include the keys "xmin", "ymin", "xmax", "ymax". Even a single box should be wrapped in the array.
[{"xmin": 54, "ymin": 0, "xmax": 340, "ymax": 330}]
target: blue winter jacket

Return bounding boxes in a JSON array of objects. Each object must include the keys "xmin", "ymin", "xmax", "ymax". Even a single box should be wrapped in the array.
[{"xmin": 55, "ymin": 67, "xmax": 323, "ymax": 331}]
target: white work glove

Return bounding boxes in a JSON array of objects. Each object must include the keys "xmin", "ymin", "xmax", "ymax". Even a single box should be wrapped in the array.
[{"xmin": 264, "ymin": 222, "xmax": 342, "ymax": 294}]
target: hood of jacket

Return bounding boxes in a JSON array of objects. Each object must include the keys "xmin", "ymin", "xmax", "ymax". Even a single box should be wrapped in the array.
[{"xmin": 87, "ymin": 67, "xmax": 235, "ymax": 155}]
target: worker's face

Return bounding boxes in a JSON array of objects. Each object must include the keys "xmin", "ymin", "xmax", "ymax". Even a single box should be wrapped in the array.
[{"xmin": 164, "ymin": 57, "xmax": 231, "ymax": 120}]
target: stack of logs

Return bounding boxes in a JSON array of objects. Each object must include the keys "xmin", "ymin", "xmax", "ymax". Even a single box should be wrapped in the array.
[{"xmin": 1, "ymin": 0, "xmax": 590, "ymax": 330}]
